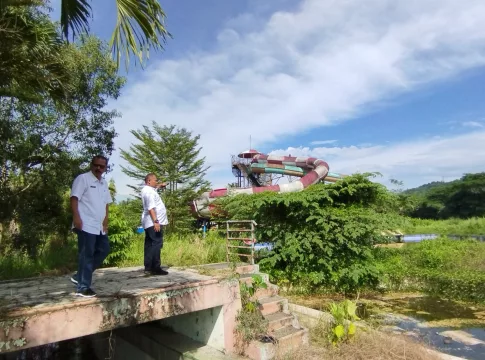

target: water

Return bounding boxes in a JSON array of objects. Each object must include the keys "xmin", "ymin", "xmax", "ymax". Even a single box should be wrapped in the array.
[
  {"xmin": 402, "ymin": 234, "xmax": 485, "ymax": 242},
  {"xmin": 254, "ymin": 234, "xmax": 485, "ymax": 249},
  {"xmin": 0, "ymin": 336, "xmax": 102, "ymax": 360},
  {"xmin": 362, "ymin": 296, "xmax": 485, "ymax": 360}
]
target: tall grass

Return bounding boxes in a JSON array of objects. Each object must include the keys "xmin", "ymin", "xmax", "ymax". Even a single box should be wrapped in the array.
[
  {"xmin": 0, "ymin": 230, "xmax": 227, "ymax": 281},
  {"xmin": 375, "ymin": 237, "xmax": 485, "ymax": 302},
  {"xmin": 0, "ymin": 239, "xmax": 78, "ymax": 280},
  {"xmin": 119, "ymin": 230, "xmax": 227, "ymax": 268},
  {"xmin": 402, "ymin": 217, "xmax": 485, "ymax": 235}
]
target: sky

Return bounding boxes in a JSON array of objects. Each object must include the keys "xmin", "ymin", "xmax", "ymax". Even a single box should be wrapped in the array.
[{"xmin": 49, "ymin": 0, "xmax": 485, "ymax": 200}]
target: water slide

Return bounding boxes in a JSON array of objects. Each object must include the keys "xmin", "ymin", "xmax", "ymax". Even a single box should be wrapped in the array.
[{"xmin": 191, "ymin": 153, "xmax": 346, "ymax": 219}]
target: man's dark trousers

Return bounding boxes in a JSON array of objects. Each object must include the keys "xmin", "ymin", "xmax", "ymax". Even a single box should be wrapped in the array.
[
  {"xmin": 75, "ymin": 229, "xmax": 110, "ymax": 291},
  {"xmin": 144, "ymin": 226, "xmax": 163, "ymax": 271}
]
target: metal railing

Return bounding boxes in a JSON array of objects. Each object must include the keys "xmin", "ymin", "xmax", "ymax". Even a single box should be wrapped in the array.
[{"xmin": 226, "ymin": 220, "xmax": 257, "ymax": 265}]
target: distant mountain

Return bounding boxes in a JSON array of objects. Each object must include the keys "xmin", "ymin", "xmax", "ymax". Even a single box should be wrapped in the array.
[
  {"xmin": 403, "ymin": 172, "xmax": 485, "ymax": 219},
  {"xmin": 403, "ymin": 181, "xmax": 448, "ymax": 196}
]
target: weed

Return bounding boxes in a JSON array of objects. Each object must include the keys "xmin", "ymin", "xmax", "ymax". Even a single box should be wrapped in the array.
[{"xmin": 235, "ymin": 275, "xmax": 269, "ymax": 349}]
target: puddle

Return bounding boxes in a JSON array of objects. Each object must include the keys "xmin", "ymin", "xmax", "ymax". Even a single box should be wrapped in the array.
[{"xmin": 287, "ymin": 293, "xmax": 485, "ymax": 359}]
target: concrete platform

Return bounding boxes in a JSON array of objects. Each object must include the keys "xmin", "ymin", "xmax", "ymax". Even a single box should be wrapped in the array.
[{"xmin": 0, "ymin": 266, "xmax": 241, "ymax": 355}]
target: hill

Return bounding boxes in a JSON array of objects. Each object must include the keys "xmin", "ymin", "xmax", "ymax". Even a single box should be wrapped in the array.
[{"xmin": 403, "ymin": 172, "xmax": 485, "ymax": 219}]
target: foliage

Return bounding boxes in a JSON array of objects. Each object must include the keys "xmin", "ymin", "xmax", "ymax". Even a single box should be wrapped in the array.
[
  {"xmin": 0, "ymin": 233, "xmax": 78, "ymax": 280},
  {"xmin": 56, "ymin": 0, "xmax": 171, "ymax": 68},
  {"xmin": 120, "ymin": 122, "xmax": 211, "ymax": 233},
  {"xmin": 0, "ymin": 2, "xmax": 71, "ymax": 102},
  {"xmin": 117, "ymin": 197, "xmax": 144, "ymax": 231},
  {"xmin": 216, "ymin": 174, "xmax": 404, "ymax": 294},
  {"xmin": 236, "ymin": 275, "xmax": 269, "ymax": 346},
  {"xmin": 240, "ymin": 274, "xmax": 268, "ymax": 312},
  {"xmin": 375, "ymin": 238, "xmax": 485, "ymax": 303},
  {"xmin": 0, "ymin": 34, "xmax": 124, "ymax": 255},
  {"xmin": 104, "ymin": 204, "xmax": 134, "ymax": 266},
  {"xmin": 119, "ymin": 230, "xmax": 227, "ymax": 268},
  {"xmin": 327, "ymin": 300, "xmax": 359, "ymax": 346},
  {"xmin": 405, "ymin": 173, "xmax": 485, "ymax": 219},
  {"xmin": 402, "ymin": 217, "xmax": 485, "ymax": 235}
]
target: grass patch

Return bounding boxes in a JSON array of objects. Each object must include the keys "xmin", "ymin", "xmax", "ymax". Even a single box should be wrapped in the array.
[
  {"xmin": 0, "ymin": 230, "xmax": 228, "ymax": 281},
  {"xmin": 278, "ymin": 313, "xmax": 441, "ymax": 360},
  {"xmin": 402, "ymin": 217, "xmax": 485, "ymax": 235},
  {"xmin": 278, "ymin": 330, "xmax": 441, "ymax": 360},
  {"xmin": 119, "ymin": 230, "xmax": 227, "ymax": 268},
  {"xmin": 0, "ymin": 236, "xmax": 78, "ymax": 280},
  {"xmin": 375, "ymin": 237, "xmax": 485, "ymax": 303}
]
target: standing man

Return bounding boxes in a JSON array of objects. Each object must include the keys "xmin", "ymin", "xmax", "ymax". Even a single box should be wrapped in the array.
[
  {"xmin": 141, "ymin": 173, "xmax": 169, "ymax": 275},
  {"xmin": 70, "ymin": 155, "xmax": 113, "ymax": 297}
]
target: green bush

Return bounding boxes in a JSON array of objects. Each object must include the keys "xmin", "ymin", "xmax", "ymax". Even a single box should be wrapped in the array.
[
  {"xmin": 104, "ymin": 204, "xmax": 134, "ymax": 266},
  {"xmin": 375, "ymin": 238, "xmax": 485, "ymax": 302},
  {"xmin": 216, "ymin": 174, "xmax": 404, "ymax": 294}
]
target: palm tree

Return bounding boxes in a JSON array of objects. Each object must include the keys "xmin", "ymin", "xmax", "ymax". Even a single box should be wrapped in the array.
[
  {"xmin": 0, "ymin": 1, "xmax": 71, "ymax": 102},
  {"xmin": 59, "ymin": 0, "xmax": 171, "ymax": 69}
]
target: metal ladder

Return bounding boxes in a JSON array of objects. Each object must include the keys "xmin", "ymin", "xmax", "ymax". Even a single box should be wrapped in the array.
[{"xmin": 226, "ymin": 220, "xmax": 257, "ymax": 265}]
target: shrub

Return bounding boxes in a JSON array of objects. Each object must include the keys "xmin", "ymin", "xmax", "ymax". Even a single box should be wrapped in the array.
[
  {"xmin": 216, "ymin": 174, "xmax": 404, "ymax": 294},
  {"xmin": 375, "ymin": 238, "xmax": 485, "ymax": 302}
]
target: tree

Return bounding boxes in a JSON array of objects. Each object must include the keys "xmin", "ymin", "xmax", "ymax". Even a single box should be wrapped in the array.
[
  {"xmin": 0, "ymin": 2, "xmax": 72, "ymax": 102},
  {"xmin": 120, "ymin": 122, "xmax": 211, "ymax": 232},
  {"xmin": 56, "ymin": 0, "xmax": 171, "ymax": 68},
  {"xmin": 0, "ymin": 35, "xmax": 125, "ymax": 254},
  {"xmin": 405, "ymin": 172, "xmax": 485, "ymax": 219},
  {"xmin": 440, "ymin": 173, "xmax": 485, "ymax": 219}
]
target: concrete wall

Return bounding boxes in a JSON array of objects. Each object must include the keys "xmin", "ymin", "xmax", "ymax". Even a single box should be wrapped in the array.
[{"xmin": 159, "ymin": 306, "xmax": 224, "ymax": 351}]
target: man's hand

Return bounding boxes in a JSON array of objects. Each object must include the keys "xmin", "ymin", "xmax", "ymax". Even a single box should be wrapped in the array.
[
  {"xmin": 156, "ymin": 182, "xmax": 167, "ymax": 189},
  {"xmin": 73, "ymin": 215, "xmax": 83, "ymax": 230},
  {"xmin": 103, "ymin": 220, "xmax": 108, "ymax": 234},
  {"xmin": 154, "ymin": 222, "xmax": 161, "ymax": 232}
]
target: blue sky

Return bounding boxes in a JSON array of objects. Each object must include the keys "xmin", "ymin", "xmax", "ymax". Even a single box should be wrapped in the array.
[{"xmin": 50, "ymin": 0, "xmax": 485, "ymax": 199}]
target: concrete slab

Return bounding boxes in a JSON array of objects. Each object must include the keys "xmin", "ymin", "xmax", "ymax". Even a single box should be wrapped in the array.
[
  {"xmin": 115, "ymin": 323, "xmax": 246, "ymax": 360},
  {"xmin": 0, "ymin": 266, "xmax": 241, "ymax": 355}
]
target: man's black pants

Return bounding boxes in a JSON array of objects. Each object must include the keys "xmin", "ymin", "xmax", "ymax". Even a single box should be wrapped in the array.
[{"xmin": 144, "ymin": 226, "xmax": 163, "ymax": 272}]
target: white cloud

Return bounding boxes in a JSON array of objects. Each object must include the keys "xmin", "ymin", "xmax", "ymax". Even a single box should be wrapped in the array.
[
  {"xmin": 462, "ymin": 121, "xmax": 485, "ymax": 128},
  {"xmin": 270, "ymin": 130, "xmax": 485, "ymax": 189},
  {"xmin": 111, "ymin": 0, "xmax": 485, "ymax": 196},
  {"xmin": 310, "ymin": 140, "xmax": 338, "ymax": 145}
]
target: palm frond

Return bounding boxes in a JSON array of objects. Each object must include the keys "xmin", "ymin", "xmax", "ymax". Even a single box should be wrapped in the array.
[
  {"xmin": 110, "ymin": 0, "xmax": 171, "ymax": 69},
  {"xmin": 60, "ymin": 0, "xmax": 91, "ymax": 40}
]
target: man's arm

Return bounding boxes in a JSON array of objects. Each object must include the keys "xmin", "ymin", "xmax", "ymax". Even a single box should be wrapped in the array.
[
  {"xmin": 145, "ymin": 192, "xmax": 160, "ymax": 232},
  {"xmin": 70, "ymin": 175, "xmax": 84, "ymax": 230},
  {"xmin": 70, "ymin": 196, "xmax": 82, "ymax": 230},
  {"xmin": 148, "ymin": 207, "xmax": 160, "ymax": 232},
  {"xmin": 103, "ymin": 204, "xmax": 109, "ymax": 233},
  {"xmin": 103, "ymin": 183, "xmax": 113, "ymax": 233}
]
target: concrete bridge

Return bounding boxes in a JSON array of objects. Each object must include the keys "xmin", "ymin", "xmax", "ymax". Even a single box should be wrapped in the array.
[{"xmin": 0, "ymin": 263, "xmax": 308, "ymax": 360}]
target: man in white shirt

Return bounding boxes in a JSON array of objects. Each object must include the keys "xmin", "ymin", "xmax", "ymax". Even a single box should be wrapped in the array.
[
  {"xmin": 69, "ymin": 155, "xmax": 113, "ymax": 297},
  {"xmin": 141, "ymin": 173, "xmax": 169, "ymax": 275}
]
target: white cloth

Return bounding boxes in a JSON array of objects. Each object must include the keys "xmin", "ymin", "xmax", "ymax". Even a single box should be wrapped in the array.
[
  {"xmin": 140, "ymin": 185, "xmax": 168, "ymax": 228},
  {"xmin": 70, "ymin": 171, "xmax": 113, "ymax": 235}
]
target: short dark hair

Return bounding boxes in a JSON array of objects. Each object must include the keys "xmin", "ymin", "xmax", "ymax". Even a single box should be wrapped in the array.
[
  {"xmin": 91, "ymin": 155, "xmax": 108, "ymax": 165},
  {"xmin": 144, "ymin": 173, "xmax": 156, "ymax": 183}
]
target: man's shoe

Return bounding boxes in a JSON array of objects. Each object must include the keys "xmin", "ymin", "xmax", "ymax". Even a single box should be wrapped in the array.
[
  {"xmin": 70, "ymin": 273, "xmax": 78, "ymax": 284},
  {"xmin": 151, "ymin": 268, "xmax": 168, "ymax": 276},
  {"xmin": 75, "ymin": 288, "xmax": 97, "ymax": 298},
  {"xmin": 71, "ymin": 272, "xmax": 95, "ymax": 285}
]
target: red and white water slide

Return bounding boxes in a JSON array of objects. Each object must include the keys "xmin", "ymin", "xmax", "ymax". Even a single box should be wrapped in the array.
[{"xmin": 191, "ymin": 153, "xmax": 342, "ymax": 219}]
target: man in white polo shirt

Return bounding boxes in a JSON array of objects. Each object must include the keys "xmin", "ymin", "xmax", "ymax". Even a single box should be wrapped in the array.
[
  {"xmin": 69, "ymin": 155, "xmax": 113, "ymax": 297},
  {"xmin": 141, "ymin": 173, "xmax": 169, "ymax": 275}
]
